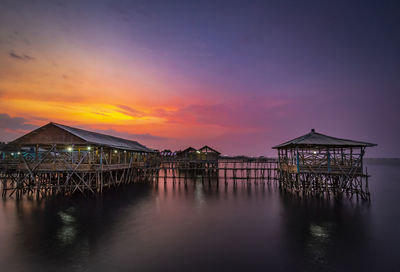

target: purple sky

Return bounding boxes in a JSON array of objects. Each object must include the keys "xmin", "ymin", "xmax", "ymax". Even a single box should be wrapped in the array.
[{"xmin": 0, "ymin": 0, "xmax": 399, "ymax": 157}]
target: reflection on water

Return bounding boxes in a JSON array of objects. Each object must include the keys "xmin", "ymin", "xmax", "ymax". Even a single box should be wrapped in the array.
[
  {"xmin": 0, "ymin": 162, "xmax": 399, "ymax": 271},
  {"xmin": 308, "ymin": 223, "xmax": 331, "ymax": 265},
  {"xmin": 57, "ymin": 208, "xmax": 77, "ymax": 245}
]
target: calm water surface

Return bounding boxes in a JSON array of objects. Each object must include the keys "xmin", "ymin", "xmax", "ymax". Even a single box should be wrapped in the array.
[{"xmin": 0, "ymin": 162, "xmax": 399, "ymax": 272}]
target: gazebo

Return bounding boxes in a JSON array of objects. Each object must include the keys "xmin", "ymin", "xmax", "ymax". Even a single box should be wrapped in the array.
[{"xmin": 273, "ymin": 129, "xmax": 376, "ymax": 199}]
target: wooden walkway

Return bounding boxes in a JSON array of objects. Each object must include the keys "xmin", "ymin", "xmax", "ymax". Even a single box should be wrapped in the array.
[
  {"xmin": 0, "ymin": 154, "xmax": 370, "ymax": 200},
  {"xmin": 154, "ymin": 156, "xmax": 279, "ymax": 185},
  {"xmin": 0, "ymin": 155, "xmax": 279, "ymax": 199}
]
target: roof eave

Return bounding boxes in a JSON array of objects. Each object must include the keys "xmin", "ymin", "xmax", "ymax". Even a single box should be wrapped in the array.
[{"xmin": 272, "ymin": 143, "xmax": 377, "ymax": 149}]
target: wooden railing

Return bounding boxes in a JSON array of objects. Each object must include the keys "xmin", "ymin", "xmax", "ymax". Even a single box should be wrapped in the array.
[{"xmin": 279, "ymin": 163, "xmax": 363, "ymax": 175}]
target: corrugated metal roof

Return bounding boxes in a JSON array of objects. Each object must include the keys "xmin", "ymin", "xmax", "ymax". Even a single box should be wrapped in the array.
[
  {"xmin": 52, "ymin": 123, "xmax": 153, "ymax": 152},
  {"xmin": 272, "ymin": 129, "xmax": 377, "ymax": 149}
]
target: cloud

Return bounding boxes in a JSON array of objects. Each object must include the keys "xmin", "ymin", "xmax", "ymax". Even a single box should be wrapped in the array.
[
  {"xmin": 0, "ymin": 113, "xmax": 37, "ymax": 131},
  {"xmin": 0, "ymin": 113, "xmax": 38, "ymax": 142},
  {"xmin": 8, "ymin": 50, "xmax": 34, "ymax": 61},
  {"xmin": 95, "ymin": 128, "xmax": 167, "ymax": 141},
  {"xmin": 0, "ymin": 87, "xmax": 90, "ymax": 103},
  {"xmin": 153, "ymin": 97, "xmax": 293, "ymax": 129},
  {"xmin": 115, "ymin": 104, "xmax": 145, "ymax": 117}
]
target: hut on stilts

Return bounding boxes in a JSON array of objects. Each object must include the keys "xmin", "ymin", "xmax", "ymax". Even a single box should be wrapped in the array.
[
  {"xmin": 273, "ymin": 129, "xmax": 376, "ymax": 199},
  {"xmin": 0, "ymin": 122, "xmax": 155, "ymax": 198},
  {"xmin": 174, "ymin": 146, "xmax": 221, "ymax": 177}
]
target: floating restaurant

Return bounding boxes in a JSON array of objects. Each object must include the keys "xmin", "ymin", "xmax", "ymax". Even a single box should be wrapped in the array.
[{"xmin": 0, "ymin": 122, "xmax": 156, "ymax": 198}]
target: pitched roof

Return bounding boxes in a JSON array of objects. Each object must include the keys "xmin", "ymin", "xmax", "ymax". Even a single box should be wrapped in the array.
[
  {"xmin": 199, "ymin": 145, "xmax": 221, "ymax": 154},
  {"xmin": 51, "ymin": 123, "xmax": 153, "ymax": 152},
  {"xmin": 181, "ymin": 147, "xmax": 197, "ymax": 153},
  {"xmin": 9, "ymin": 122, "xmax": 153, "ymax": 152},
  {"xmin": 272, "ymin": 129, "xmax": 377, "ymax": 149}
]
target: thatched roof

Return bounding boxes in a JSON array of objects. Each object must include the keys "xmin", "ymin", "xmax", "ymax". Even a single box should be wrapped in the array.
[
  {"xmin": 9, "ymin": 122, "xmax": 154, "ymax": 152},
  {"xmin": 273, "ymin": 129, "xmax": 377, "ymax": 149}
]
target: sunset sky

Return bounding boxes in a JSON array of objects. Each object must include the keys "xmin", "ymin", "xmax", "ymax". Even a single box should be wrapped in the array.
[{"xmin": 0, "ymin": 0, "xmax": 399, "ymax": 157}]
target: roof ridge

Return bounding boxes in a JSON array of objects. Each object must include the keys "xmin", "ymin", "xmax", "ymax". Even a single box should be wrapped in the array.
[
  {"xmin": 51, "ymin": 122, "xmax": 88, "ymax": 142},
  {"xmin": 312, "ymin": 131, "xmax": 376, "ymax": 145},
  {"xmin": 272, "ymin": 129, "xmax": 377, "ymax": 149},
  {"xmin": 199, "ymin": 145, "xmax": 220, "ymax": 154},
  {"xmin": 50, "ymin": 122, "xmax": 153, "ymax": 152},
  {"xmin": 53, "ymin": 123, "xmax": 138, "ymax": 144}
]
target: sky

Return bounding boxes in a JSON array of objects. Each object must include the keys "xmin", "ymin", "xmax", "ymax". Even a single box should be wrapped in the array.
[{"xmin": 0, "ymin": 0, "xmax": 399, "ymax": 157}]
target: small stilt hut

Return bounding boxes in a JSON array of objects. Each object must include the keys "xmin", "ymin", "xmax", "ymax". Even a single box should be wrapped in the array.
[
  {"xmin": 273, "ymin": 129, "xmax": 376, "ymax": 199},
  {"xmin": 176, "ymin": 147, "xmax": 198, "ymax": 160},
  {"xmin": 198, "ymin": 145, "xmax": 221, "ymax": 160},
  {"xmin": 174, "ymin": 146, "xmax": 220, "ymax": 175}
]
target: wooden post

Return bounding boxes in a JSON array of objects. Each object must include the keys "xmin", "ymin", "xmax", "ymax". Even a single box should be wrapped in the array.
[
  {"xmin": 100, "ymin": 147, "xmax": 104, "ymax": 194},
  {"xmin": 35, "ymin": 144, "xmax": 38, "ymax": 162}
]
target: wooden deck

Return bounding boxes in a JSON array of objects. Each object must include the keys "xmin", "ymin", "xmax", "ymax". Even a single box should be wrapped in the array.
[
  {"xmin": 0, "ymin": 155, "xmax": 280, "ymax": 198},
  {"xmin": 0, "ymin": 162, "xmax": 147, "ymax": 172},
  {"xmin": 155, "ymin": 157, "xmax": 279, "ymax": 185}
]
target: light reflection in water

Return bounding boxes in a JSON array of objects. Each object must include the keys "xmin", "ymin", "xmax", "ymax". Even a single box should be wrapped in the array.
[
  {"xmin": 57, "ymin": 208, "xmax": 77, "ymax": 245},
  {"xmin": 57, "ymin": 225, "xmax": 77, "ymax": 245},
  {"xmin": 310, "ymin": 224, "xmax": 330, "ymax": 239},
  {"xmin": 308, "ymin": 223, "xmax": 332, "ymax": 265},
  {"xmin": 194, "ymin": 177, "xmax": 206, "ymax": 208}
]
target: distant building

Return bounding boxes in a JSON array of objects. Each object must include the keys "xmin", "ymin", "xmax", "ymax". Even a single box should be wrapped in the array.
[
  {"xmin": 176, "ymin": 146, "xmax": 220, "ymax": 160},
  {"xmin": 199, "ymin": 145, "xmax": 221, "ymax": 159},
  {"xmin": 176, "ymin": 147, "xmax": 198, "ymax": 159}
]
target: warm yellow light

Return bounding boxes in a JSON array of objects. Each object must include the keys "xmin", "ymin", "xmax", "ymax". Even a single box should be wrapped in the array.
[
  {"xmin": 114, "ymin": 150, "xmax": 118, "ymax": 153},
  {"xmin": 87, "ymin": 146, "xmax": 91, "ymax": 151},
  {"xmin": 67, "ymin": 147, "xmax": 73, "ymax": 152},
  {"xmin": 313, "ymin": 151, "xmax": 317, "ymax": 154},
  {"xmin": 17, "ymin": 152, "xmax": 21, "ymax": 155}
]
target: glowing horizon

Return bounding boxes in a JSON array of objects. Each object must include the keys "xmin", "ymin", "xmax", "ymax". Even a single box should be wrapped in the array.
[{"xmin": 0, "ymin": 1, "xmax": 398, "ymax": 157}]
